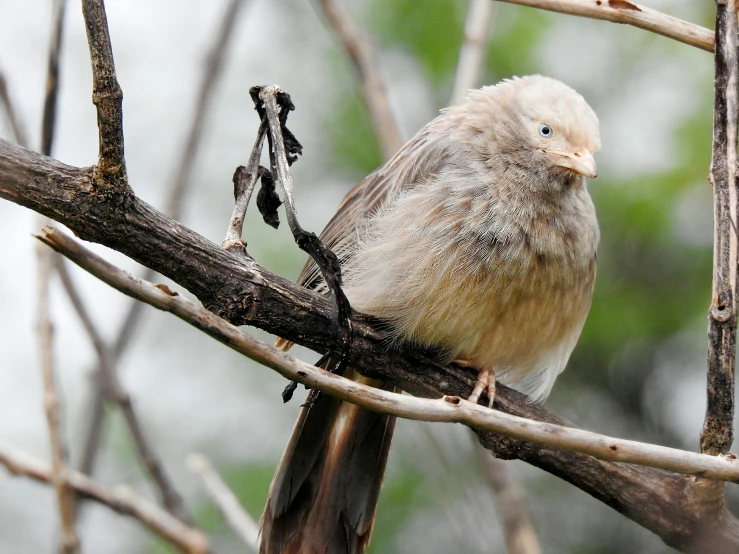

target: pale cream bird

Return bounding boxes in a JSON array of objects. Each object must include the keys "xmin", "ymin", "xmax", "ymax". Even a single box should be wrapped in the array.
[{"xmin": 260, "ymin": 75, "xmax": 601, "ymax": 554}]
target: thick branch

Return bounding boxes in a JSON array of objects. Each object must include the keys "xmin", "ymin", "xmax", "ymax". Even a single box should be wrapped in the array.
[
  {"xmin": 497, "ymin": 0, "xmax": 713, "ymax": 53},
  {"xmin": 0, "ymin": 439, "xmax": 208, "ymax": 554},
  {"xmin": 33, "ymin": 226, "xmax": 739, "ymax": 483},
  {"xmin": 1, "ymin": 139, "xmax": 738, "ymax": 550}
]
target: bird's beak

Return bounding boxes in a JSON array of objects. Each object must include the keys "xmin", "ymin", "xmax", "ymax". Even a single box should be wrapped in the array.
[{"xmin": 552, "ymin": 149, "xmax": 598, "ymax": 179}]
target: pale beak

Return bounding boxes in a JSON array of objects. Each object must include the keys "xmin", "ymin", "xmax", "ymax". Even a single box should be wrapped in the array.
[{"xmin": 552, "ymin": 149, "xmax": 598, "ymax": 179}]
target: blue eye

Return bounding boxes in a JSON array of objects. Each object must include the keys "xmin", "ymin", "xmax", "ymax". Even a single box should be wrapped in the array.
[{"xmin": 538, "ymin": 123, "xmax": 553, "ymax": 138}]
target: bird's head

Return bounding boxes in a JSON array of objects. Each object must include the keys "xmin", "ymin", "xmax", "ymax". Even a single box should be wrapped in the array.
[{"xmin": 460, "ymin": 75, "xmax": 601, "ymax": 182}]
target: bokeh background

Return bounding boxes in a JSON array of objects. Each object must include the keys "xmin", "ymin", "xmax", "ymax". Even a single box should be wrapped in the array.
[{"xmin": 0, "ymin": 1, "xmax": 723, "ymax": 552}]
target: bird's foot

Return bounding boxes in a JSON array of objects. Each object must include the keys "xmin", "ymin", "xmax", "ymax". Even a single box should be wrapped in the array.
[{"xmin": 467, "ymin": 366, "xmax": 496, "ymax": 408}]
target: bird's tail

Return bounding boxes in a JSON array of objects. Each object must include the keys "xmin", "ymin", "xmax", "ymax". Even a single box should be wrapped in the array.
[{"xmin": 259, "ymin": 366, "xmax": 396, "ymax": 554}]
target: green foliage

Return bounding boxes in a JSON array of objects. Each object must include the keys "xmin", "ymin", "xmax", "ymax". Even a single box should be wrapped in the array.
[
  {"xmin": 485, "ymin": 5, "xmax": 551, "ymax": 80},
  {"xmin": 369, "ymin": 0, "xmax": 466, "ymax": 84}
]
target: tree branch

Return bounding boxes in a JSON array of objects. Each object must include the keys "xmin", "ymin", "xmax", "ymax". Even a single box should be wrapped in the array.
[
  {"xmin": 702, "ymin": 0, "xmax": 739, "ymax": 457},
  {"xmin": 0, "ymin": 72, "xmax": 30, "ymax": 147},
  {"xmin": 36, "ymin": 1, "xmax": 79, "ymax": 551},
  {"xmin": 75, "ymin": 0, "xmax": 247, "ymax": 517},
  {"xmin": 187, "ymin": 453, "xmax": 259, "ymax": 552},
  {"xmin": 496, "ymin": 0, "xmax": 713, "ymax": 53},
  {"xmin": 314, "ymin": 0, "xmax": 403, "ymax": 158},
  {"xmin": 1, "ymin": 136, "xmax": 737, "ymax": 549},
  {"xmin": 80, "ymin": 0, "xmax": 127, "ymax": 192},
  {"xmin": 54, "ymin": 258, "xmax": 190, "ymax": 522},
  {"xmin": 475, "ymin": 445, "xmax": 541, "ymax": 554},
  {"xmin": 451, "ymin": 0, "xmax": 495, "ymax": 105},
  {"xmin": 0, "ymin": 439, "xmax": 208, "ymax": 554},
  {"xmin": 31, "ymin": 225, "xmax": 739, "ymax": 484}
]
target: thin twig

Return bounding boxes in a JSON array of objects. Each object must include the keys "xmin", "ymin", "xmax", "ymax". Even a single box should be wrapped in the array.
[
  {"xmin": 701, "ymin": 0, "xmax": 738, "ymax": 456},
  {"xmin": 76, "ymin": 0, "xmax": 247, "ymax": 512},
  {"xmin": 0, "ymin": 72, "xmax": 30, "ymax": 147},
  {"xmin": 0, "ymin": 439, "xmax": 208, "ymax": 554},
  {"xmin": 35, "ymin": 226, "xmax": 739, "ymax": 483},
  {"xmin": 451, "ymin": 0, "xmax": 495, "ymax": 105},
  {"xmin": 41, "ymin": 0, "xmax": 66, "ymax": 157},
  {"xmin": 165, "ymin": 0, "xmax": 249, "ymax": 218},
  {"xmin": 475, "ymin": 444, "xmax": 541, "ymax": 554},
  {"xmin": 222, "ymin": 122, "xmax": 266, "ymax": 253},
  {"xmin": 37, "ymin": 239, "xmax": 79, "ymax": 554},
  {"xmin": 187, "ymin": 453, "xmax": 259, "ymax": 551},
  {"xmin": 54, "ymin": 258, "xmax": 190, "ymax": 522},
  {"xmin": 497, "ymin": 0, "xmax": 713, "ymax": 53},
  {"xmin": 259, "ymin": 85, "xmax": 352, "ymax": 378},
  {"xmin": 314, "ymin": 0, "xmax": 403, "ymax": 158},
  {"xmin": 37, "ymin": 1, "xmax": 79, "ymax": 551}
]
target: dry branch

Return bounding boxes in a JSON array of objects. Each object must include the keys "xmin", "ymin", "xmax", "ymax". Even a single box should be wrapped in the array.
[
  {"xmin": 476, "ymin": 448, "xmax": 541, "ymax": 554},
  {"xmin": 451, "ymin": 0, "xmax": 495, "ymax": 105},
  {"xmin": 36, "ymin": 1, "xmax": 79, "ymax": 551},
  {"xmin": 701, "ymin": 0, "xmax": 739, "ymax": 457},
  {"xmin": 315, "ymin": 0, "xmax": 403, "ymax": 158},
  {"xmin": 75, "ymin": 0, "xmax": 250, "ymax": 521},
  {"xmin": 497, "ymin": 0, "xmax": 713, "ymax": 52},
  {"xmin": 0, "ymin": 439, "xmax": 208, "ymax": 554},
  {"xmin": 76, "ymin": 1, "xmax": 250, "ymax": 482},
  {"xmin": 188, "ymin": 453, "xmax": 259, "ymax": 551},
  {"xmin": 0, "ymin": 73, "xmax": 30, "ymax": 147},
  {"xmin": 1, "ymin": 136, "xmax": 738, "ymax": 549},
  {"xmin": 81, "ymin": 0, "xmax": 127, "ymax": 191},
  {"xmin": 34, "ymin": 226, "xmax": 739, "ymax": 484},
  {"xmin": 55, "ymin": 259, "xmax": 189, "ymax": 523}
]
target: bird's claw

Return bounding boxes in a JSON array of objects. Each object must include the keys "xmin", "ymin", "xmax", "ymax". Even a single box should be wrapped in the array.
[{"xmin": 467, "ymin": 367, "xmax": 496, "ymax": 408}]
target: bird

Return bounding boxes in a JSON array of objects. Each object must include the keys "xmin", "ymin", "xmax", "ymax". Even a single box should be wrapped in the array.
[{"xmin": 259, "ymin": 75, "xmax": 601, "ymax": 554}]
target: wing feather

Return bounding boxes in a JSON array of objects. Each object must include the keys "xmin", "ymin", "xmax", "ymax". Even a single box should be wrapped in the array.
[{"xmin": 298, "ymin": 122, "xmax": 458, "ymax": 290}]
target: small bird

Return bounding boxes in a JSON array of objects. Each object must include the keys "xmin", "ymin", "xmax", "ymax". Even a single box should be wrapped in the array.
[{"xmin": 260, "ymin": 75, "xmax": 601, "ymax": 554}]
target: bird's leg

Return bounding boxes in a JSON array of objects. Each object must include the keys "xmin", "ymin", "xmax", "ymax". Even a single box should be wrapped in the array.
[{"xmin": 454, "ymin": 359, "xmax": 496, "ymax": 408}]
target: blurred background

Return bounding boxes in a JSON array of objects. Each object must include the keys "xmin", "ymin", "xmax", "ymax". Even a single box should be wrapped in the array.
[{"xmin": 0, "ymin": 0, "xmax": 722, "ymax": 552}]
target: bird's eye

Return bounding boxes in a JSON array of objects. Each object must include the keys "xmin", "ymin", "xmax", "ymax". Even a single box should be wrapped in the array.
[{"xmin": 538, "ymin": 123, "xmax": 553, "ymax": 138}]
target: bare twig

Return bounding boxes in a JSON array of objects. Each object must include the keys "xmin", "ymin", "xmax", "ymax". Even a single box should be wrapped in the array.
[
  {"xmin": 37, "ymin": 239, "xmax": 79, "ymax": 554},
  {"xmin": 76, "ymin": 0, "xmax": 247, "ymax": 514},
  {"xmin": 187, "ymin": 453, "xmax": 259, "ymax": 551},
  {"xmin": 451, "ymin": 0, "xmax": 495, "ymax": 105},
  {"xmin": 475, "ymin": 445, "xmax": 541, "ymax": 554},
  {"xmin": 222, "ymin": 122, "xmax": 266, "ymax": 253},
  {"xmin": 35, "ymin": 226, "xmax": 739, "ymax": 483},
  {"xmin": 36, "ymin": 1, "xmax": 79, "ymax": 552},
  {"xmin": 497, "ymin": 0, "xmax": 713, "ymax": 53},
  {"xmin": 701, "ymin": 0, "xmax": 738, "ymax": 456},
  {"xmin": 41, "ymin": 0, "xmax": 66, "ymax": 157},
  {"xmin": 0, "ymin": 439, "xmax": 208, "ymax": 554},
  {"xmin": 81, "ymin": 0, "xmax": 128, "ymax": 191},
  {"xmin": 54, "ymin": 259, "xmax": 190, "ymax": 522},
  {"xmin": 0, "ymin": 72, "xmax": 30, "ymax": 147},
  {"xmin": 314, "ymin": 0, "xmax": 403, "ymax": 158},
  {"xmin": 165, "ymin": 0, "xmax": 249, "ymax": 218},
  {"xmin": 258, "ymin": 85, "xmax": 353, "ymax": 378}
]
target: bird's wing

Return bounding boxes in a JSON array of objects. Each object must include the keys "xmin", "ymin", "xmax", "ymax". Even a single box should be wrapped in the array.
[{"xmin": 298, "ymin": 122, "xmax": 457, "ymax": 290}]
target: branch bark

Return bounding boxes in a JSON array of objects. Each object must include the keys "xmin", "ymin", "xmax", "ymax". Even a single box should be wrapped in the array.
[
  {"xmin": 496, "ymin": 0, "xmax": 713, "ymax": 53},
  {"xmin": 0, "ymin": 439, "xmax": 208, "ymax": 554},
  {"xmin": 0, "ymin": 183, "xmax": 725, "ymax": 550},
  {"xmin": 702, "ymin": 0, "xmax": 739, "ymax": 457}
]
